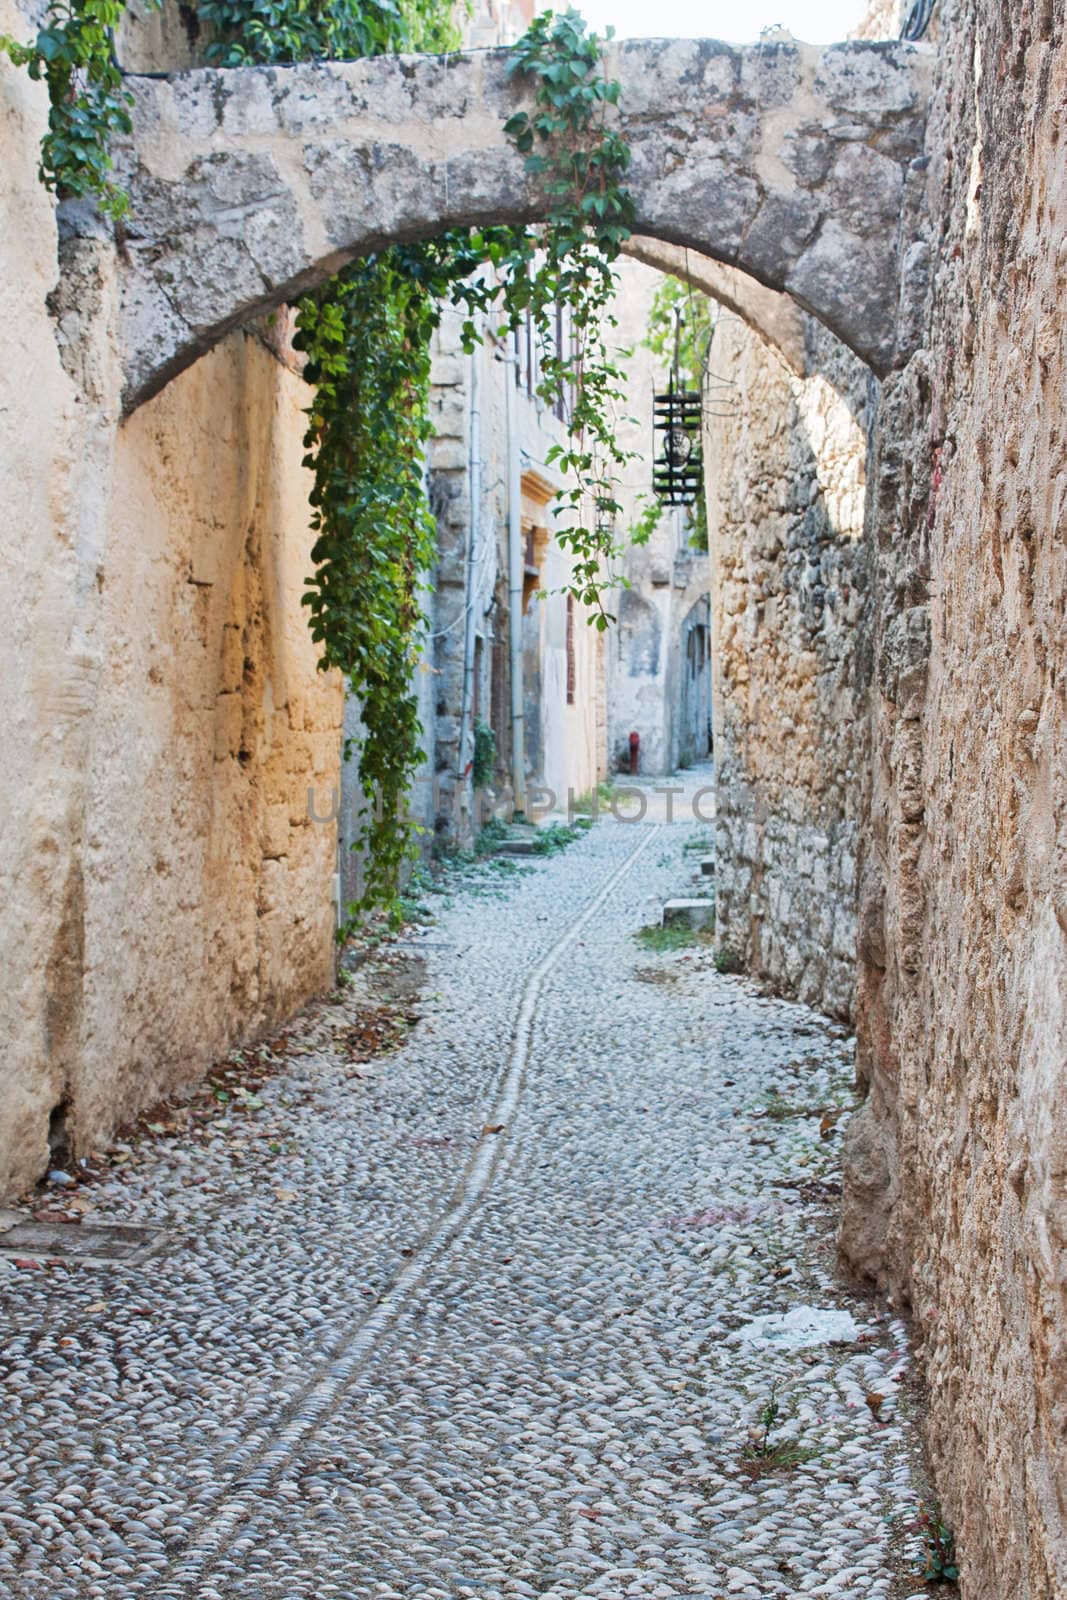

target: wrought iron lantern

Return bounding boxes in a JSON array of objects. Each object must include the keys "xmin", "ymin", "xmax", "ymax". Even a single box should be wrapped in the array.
[
  {"xmin": 653, "ymin": 307, "xmax": 703, "ymax": 507},
  {"xmin": 653, "ymin": 378, "xmax": 703, "ymax": 507}
]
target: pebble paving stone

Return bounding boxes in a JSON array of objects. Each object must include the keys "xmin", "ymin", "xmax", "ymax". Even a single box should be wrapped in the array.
[{"xmin": 0, "ymin": 812, "xmax": 926, "ymax": 1598}]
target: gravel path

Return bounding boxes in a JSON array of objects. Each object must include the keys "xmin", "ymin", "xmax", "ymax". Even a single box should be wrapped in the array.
[{"xmin": 0, "ymin": 809, "xmax": 926, "ymax": 1599}]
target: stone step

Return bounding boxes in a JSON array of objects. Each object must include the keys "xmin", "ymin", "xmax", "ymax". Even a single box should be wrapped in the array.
[{"xmin": 662, "ymin": 898, "xmax": 715, "ymax": 931}]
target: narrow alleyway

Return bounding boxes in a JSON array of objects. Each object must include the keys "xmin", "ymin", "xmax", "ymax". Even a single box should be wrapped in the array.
[{"xmin": 0, "ymin": 807, "xmax": 925, "ymax": 1600}]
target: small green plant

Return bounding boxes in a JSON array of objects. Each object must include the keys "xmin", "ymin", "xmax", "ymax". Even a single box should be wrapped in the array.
[
  {"xmin": 572, "ymin": 777, "xmax": 617, "ymax": 816},
  {"xmin": 752, "ymin": 1383, "xmax": 780, "ymax": 1456},
  {"xmin": 471, "ymin": 717, "xmax": 497, "ymax": 790},
  {"xmin": 474, "ymin": 817, "xmax": 510, "ymax": 856},
  {"xmin": 634, "ymin": 923, "xmax": 712, "ymax": 953},
  {"xmin": 530, "ymin": 822, "xmax": 584, "ymax": 855},
  {"xmin": 714, "ymin": 946, "xmax": 744, "ymax": 975},
  {"xmin": 387, "ymin": 863, "xmax": 436, "ymax": 927},
  {"xmin": 628, "ymin": 494, "xmax": 663, "ymax": 547},
  {"xmin": 760, "ymin": 1090, "xmax": 799, "ymax": 1122},
  {"xmin": 741, "ymin": 1382, "xmax": 820, "ymax": 1476},
  {"xmin": 914, "ymin": 1505, "xmax": 959, "ymax": 1584}
]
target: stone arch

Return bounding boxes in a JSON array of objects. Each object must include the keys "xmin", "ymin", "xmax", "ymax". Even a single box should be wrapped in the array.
[{"xmin": 114, "ymin": 36, "xmax": 931, "ymax": 410}]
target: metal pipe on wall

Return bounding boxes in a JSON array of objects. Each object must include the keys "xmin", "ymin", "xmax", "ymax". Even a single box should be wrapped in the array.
[
  {"xmin": 504, "ymin": 349, "xmax": 527, "ymax": 817},
  {"xmin": 458, "ymin": 313, "xmax": 483, "ymax": 785}
]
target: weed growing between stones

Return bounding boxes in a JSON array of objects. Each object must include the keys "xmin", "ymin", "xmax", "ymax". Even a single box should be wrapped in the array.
[
  {"xmin": 740, "ymin": 1381, "xmax": 822, "ymax": 1478},
  {"xmin": 529, "ymin": 821, "xmax": 591, "ymax": 854},
  {"xmin": 633, "ymin": 923, "xmax": 714, "ymax": 953},
  {"xmin": 714, "ymin": 945, "xmax": 745, "ymax": 974},
  {"xmin": 913, "ymin": 1505, "xmax": 959, "ymax": 1584}
]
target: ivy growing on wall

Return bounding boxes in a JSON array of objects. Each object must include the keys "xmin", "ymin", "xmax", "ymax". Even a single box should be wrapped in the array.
[
  {"xmin": 501, "ymin": 8, "xmax": 635, "ymax": 616},
  {"xmin": 3, "ymin": 0, "xmax": 634, "ymax": 925},
  {"xmin": 196, "ymin": 0, "xmax": 460, "ymax": 65},
  {"xmin": 0, "ymin": 0, "xmax": 156, "ymax": 218},
  {"xmin": 243, "ymin": 2, "xmax": 635, "ymax": 925}
]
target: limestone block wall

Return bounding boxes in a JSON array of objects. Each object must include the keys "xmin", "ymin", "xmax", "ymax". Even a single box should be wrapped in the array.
[
  {"xmin": 0, "ymin": 3, "xmax": 341, "ymax": 1195},
  {"xmin": 706, "ymin": 315, "xmax": 870, "ymax": 1021},
  {"xmin": 840, "ymin": 0, "xmax": 1067, "ymax": 1592}
]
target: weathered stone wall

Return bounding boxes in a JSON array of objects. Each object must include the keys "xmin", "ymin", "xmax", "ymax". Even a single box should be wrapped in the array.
[
  {"xmin": 706, "ymin": 315, "xmax": 870, "ymax": 1021},
  {"xmin": 840, "ymin": 1, "xmax": 1067, "ymax": 1593},
  {"xmin": 86, "ymin": 331, "xmax": 341, "ymax": 1143},
  {"xmin": 0, "ymin": 2, "xmax": 341, "ymax": 1196}
]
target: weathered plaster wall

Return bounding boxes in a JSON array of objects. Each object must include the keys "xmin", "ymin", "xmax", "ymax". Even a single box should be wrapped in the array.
[
  {"xmin": 0, "ymin": 0, "xmax": 94, "ymax": 1195},
  {"xmin": 706, "ymin": 314, "xmax": 870, "ymax": 1021},
  {"xmin": 841, "ymin": 1, "xmax": 1067, "ymax": 1593},
  {"xmin": 0, "ymin": 8, "xmax": 340, "ymax": 1195},
  {"xmin": 81, "ymin": 331, "xmax": 342, "ymax": 1149}
]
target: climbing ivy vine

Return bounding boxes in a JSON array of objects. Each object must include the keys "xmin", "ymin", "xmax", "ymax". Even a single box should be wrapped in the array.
[
  {"xmin": 293, "ymin": 5, "xmax": 635, "ymax": 925},
  {"xmin": 4, "ymin": 0, "xmax": 634, "ymax": 924},
  {"xmin": 292, "ymin": 232, "xmax": 514, "ymax": 918},
  {"xmin": 0, "ymin": 0, "xmax": 156, "ymax": 218},
  {"xmin": 196, "ymin": 0, "xmax": 460, "ymax": 65},
  {"xmin": 501, "ymin": 8, "xmax": 635, "ymax": 614}
]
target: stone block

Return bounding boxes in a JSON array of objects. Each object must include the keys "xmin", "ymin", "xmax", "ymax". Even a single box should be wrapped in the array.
[
  {"xmin": 662, "ymin": 899, "xmax": 715, "ymax": 930},
  {"xmin": 260, "ymin": 804, "xmax": 290, "ymax": 861}
]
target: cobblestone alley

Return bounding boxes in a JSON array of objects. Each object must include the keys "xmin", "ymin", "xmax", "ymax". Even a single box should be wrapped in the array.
[{"xmin": 0, "ymin": 808, "xmax": 927, "ymax": 1600}]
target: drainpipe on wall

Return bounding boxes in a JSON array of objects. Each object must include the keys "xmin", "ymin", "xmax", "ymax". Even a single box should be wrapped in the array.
[
  {"xmin": 458, "ymin": 313, "xmax": 483, "ymax": 788},
  {"xmin": 504, "ymin": 350, "xmax": 527, "ymax": 817}
]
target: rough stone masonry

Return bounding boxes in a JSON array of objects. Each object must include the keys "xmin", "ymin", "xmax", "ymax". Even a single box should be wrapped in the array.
[{"xmin": 112, "ymin": 37, "xmax": 931, "ymax": 407}]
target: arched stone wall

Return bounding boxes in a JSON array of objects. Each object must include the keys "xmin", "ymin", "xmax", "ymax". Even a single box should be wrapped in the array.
[{"xmin": 114, "ymin": 36, "xmax": 931, "ymax": 409}]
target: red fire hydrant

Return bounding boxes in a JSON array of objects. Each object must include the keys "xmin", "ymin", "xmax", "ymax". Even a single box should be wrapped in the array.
[{"xmin": 629, "ymin": 730, "xmax": 640, "ymax": 775}]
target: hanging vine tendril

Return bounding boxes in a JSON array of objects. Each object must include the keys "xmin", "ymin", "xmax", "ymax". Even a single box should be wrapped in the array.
[{"xmin": 3, "ymin": 0, "xmax": 634, "ymax": 926}]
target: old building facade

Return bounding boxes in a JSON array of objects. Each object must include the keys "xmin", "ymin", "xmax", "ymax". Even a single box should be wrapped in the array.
[
  {"xmin": 604, "ymin": 258, "xmax": 712, "ymax": 781},
  {"xmin": 339, "ymin": 269, "xmax": 605, "ymax": 912}
]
